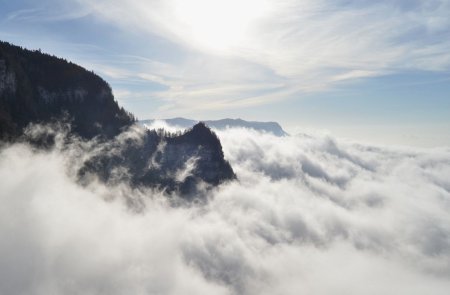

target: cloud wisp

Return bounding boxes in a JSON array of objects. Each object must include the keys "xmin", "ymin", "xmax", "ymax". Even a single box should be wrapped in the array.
[
  {"xmin": 4, "ymin": 0, "xmax": 449, "ymax": 117},
  {"xmin": 1, "ymin": 123, "xmax": 450, "ymax": 294},
  {"xmin": 69, "ymin": 0, "xmax": 450, "ymax": 114}
]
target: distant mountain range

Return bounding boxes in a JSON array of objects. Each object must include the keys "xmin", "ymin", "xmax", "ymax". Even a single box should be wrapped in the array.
[
  {"xmin": 140, "ymin": 118, "xmax": 288, "ymax": 136},
  {"xmin": 0, "ymin": 40, "xmax": 235, "ymax": 197}
]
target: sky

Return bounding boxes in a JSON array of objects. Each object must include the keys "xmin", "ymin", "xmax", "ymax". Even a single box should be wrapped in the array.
[{"xmin": 1, "ymin": 0, "xmax": 449, "ymax": 146}]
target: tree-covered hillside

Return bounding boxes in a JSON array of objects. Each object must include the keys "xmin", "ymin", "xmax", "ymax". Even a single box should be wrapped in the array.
[{"xmin": 0, "ymin": 40, "xmax": 135, "ymax": 140}]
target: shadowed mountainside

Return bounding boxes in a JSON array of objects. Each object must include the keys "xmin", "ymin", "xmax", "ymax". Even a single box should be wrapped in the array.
[
  {"xmin": 0, "ymin": 40, "xmax": 235, "ymax": 197},
  {"xmin": 80, "ymin": 122, "xmax": 235, "ymax": 197},
  {"xmin": 0, "ymin": 40, "xmax": 136, "ymax": 140}
]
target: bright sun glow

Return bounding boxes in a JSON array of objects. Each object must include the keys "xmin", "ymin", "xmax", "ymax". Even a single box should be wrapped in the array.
[{"xmin": 172, "ymin": 0, "xmax": 271, "ymax": 52}]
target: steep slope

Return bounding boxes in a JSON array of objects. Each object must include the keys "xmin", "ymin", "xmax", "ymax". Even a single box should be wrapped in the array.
[
  {"xmin": 0, "ymin": 40, "xmax": 135, "ymax": 140},
  {"xmin": 0, "ymin": 40, "xmax": 235, "ymax": 196},
  {"xmin": 80, "ymin": 122, "xmax": 236, "ymax": 197}
]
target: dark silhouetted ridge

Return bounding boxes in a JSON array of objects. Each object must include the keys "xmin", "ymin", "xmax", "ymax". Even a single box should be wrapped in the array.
[
  {"xmin": 0, "ymin": 40, "xmax": 135, "ymax": 140},
  {"xmin": 140, "ymin": 117, "xmax": 288, "ymax": 136},
  {"xmin": 0, "ymin": 40, "xmax": 235, "ymax": 198},
  {"xmin": 81, "ymin": 123, "xmax": 235, "ymax": 198}
]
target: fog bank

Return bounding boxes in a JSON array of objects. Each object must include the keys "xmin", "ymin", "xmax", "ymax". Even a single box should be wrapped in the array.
[{"xmin": 1, "ymin": 125, "xmax": 450, "ymax": 294}]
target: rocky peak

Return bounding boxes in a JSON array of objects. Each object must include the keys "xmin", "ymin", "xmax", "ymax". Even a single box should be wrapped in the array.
[
  {"xmin": 0, "ymin": 40, "xmax": 236, "ymax": 199},
  {"xmin": 80, "ymin": 124, "xmax": 236, "ymax": 198},
  {"xmin": 169, "ymin": 122, "xmax": 221, "ymax": 147}
]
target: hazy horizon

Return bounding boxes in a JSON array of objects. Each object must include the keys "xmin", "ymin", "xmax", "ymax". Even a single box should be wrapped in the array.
[
  {"xmin": 1, "ymin": 0, "xmax": 449, "ymax": 147},
  {"xmin": 2, "ymin": 121, "xmax": 450, "ymax": 294},
  {"xmin": 1, "ymin": 1, "xmax": 450, "ymax": 294}
]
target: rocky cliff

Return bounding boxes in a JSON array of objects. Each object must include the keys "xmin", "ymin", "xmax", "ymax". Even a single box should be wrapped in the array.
[
  {"xmin": 0, "ymin": 40, "xmax": 135, "ymax": 140},
  {"xmin": 0, "ymin": 41, "xmax": 235, "ymax": 197},
  {"xmin": 81, "ymin": 122, "xmax": 235, "ymax": 197}
]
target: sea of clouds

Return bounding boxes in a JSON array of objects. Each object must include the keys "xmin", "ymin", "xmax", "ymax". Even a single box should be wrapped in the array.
[{"xmin": 1, "ymin": 122, "xmax": 450, "ymax": 295}]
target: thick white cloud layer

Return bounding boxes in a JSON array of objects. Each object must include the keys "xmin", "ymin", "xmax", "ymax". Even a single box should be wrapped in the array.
[{"xmin": 1, "ymin": 126, "xmax": 450, "ymax": 294}]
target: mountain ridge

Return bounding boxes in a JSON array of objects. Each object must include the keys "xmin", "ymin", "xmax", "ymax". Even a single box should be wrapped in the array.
[
  {"xmin": 0, "ymin": 40, "xmax": 135, "ymax": 140},
  {"xmin": 0, "ymin": 40, "xmax": 235, "ymax": 197},
  {"xmin": 141, "ymin": 117, "xmax": 289, "ymax": 136}
]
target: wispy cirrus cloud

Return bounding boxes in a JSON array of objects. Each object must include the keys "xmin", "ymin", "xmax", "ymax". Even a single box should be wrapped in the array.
[
  {"xmin": 4, "ymin": 5, "xmax": 90, "ymax": 23},
  {"xmin": 2, "ymin": 0, "xmax": 449, "ymax": 117},
  {"xmin": 65, "ymin": 0, "xmax": 450, "ymax": 114}
]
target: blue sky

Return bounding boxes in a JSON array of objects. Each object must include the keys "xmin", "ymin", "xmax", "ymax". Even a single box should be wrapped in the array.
[{"xmin": 1, "ymin": 0, "xmax": 449, "ymax": 146}]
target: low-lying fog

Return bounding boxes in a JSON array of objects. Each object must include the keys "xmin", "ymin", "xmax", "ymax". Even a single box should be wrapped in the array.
[{"xmin": 1, "ymin": 122, "xmax": 449, "ymax": 294}]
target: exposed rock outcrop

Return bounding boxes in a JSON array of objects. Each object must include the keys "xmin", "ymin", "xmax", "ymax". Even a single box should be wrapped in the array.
[
  {"xmin": 0, "ymin": 41, "xmax": 135, "ymax": 140},
  {"xmin": 80, "ymin": 122, "xmax": 236, "ymax": 198},
  {"xmin": 0, "ymin": 40, "xmax": 236, "ymax": 198}
]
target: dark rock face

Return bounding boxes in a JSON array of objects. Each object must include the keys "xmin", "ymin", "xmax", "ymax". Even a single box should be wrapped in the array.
[
  {"xmin": 80, "ymin": 123, "xmax": 236, "ymax": 197},
  {"xmin": 0, "ymin": 40, "xmax": 236, "ymax": 197},
  {"xmin": 0, "ymin": 40, "xmax": 135, "ymax": 140}
]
